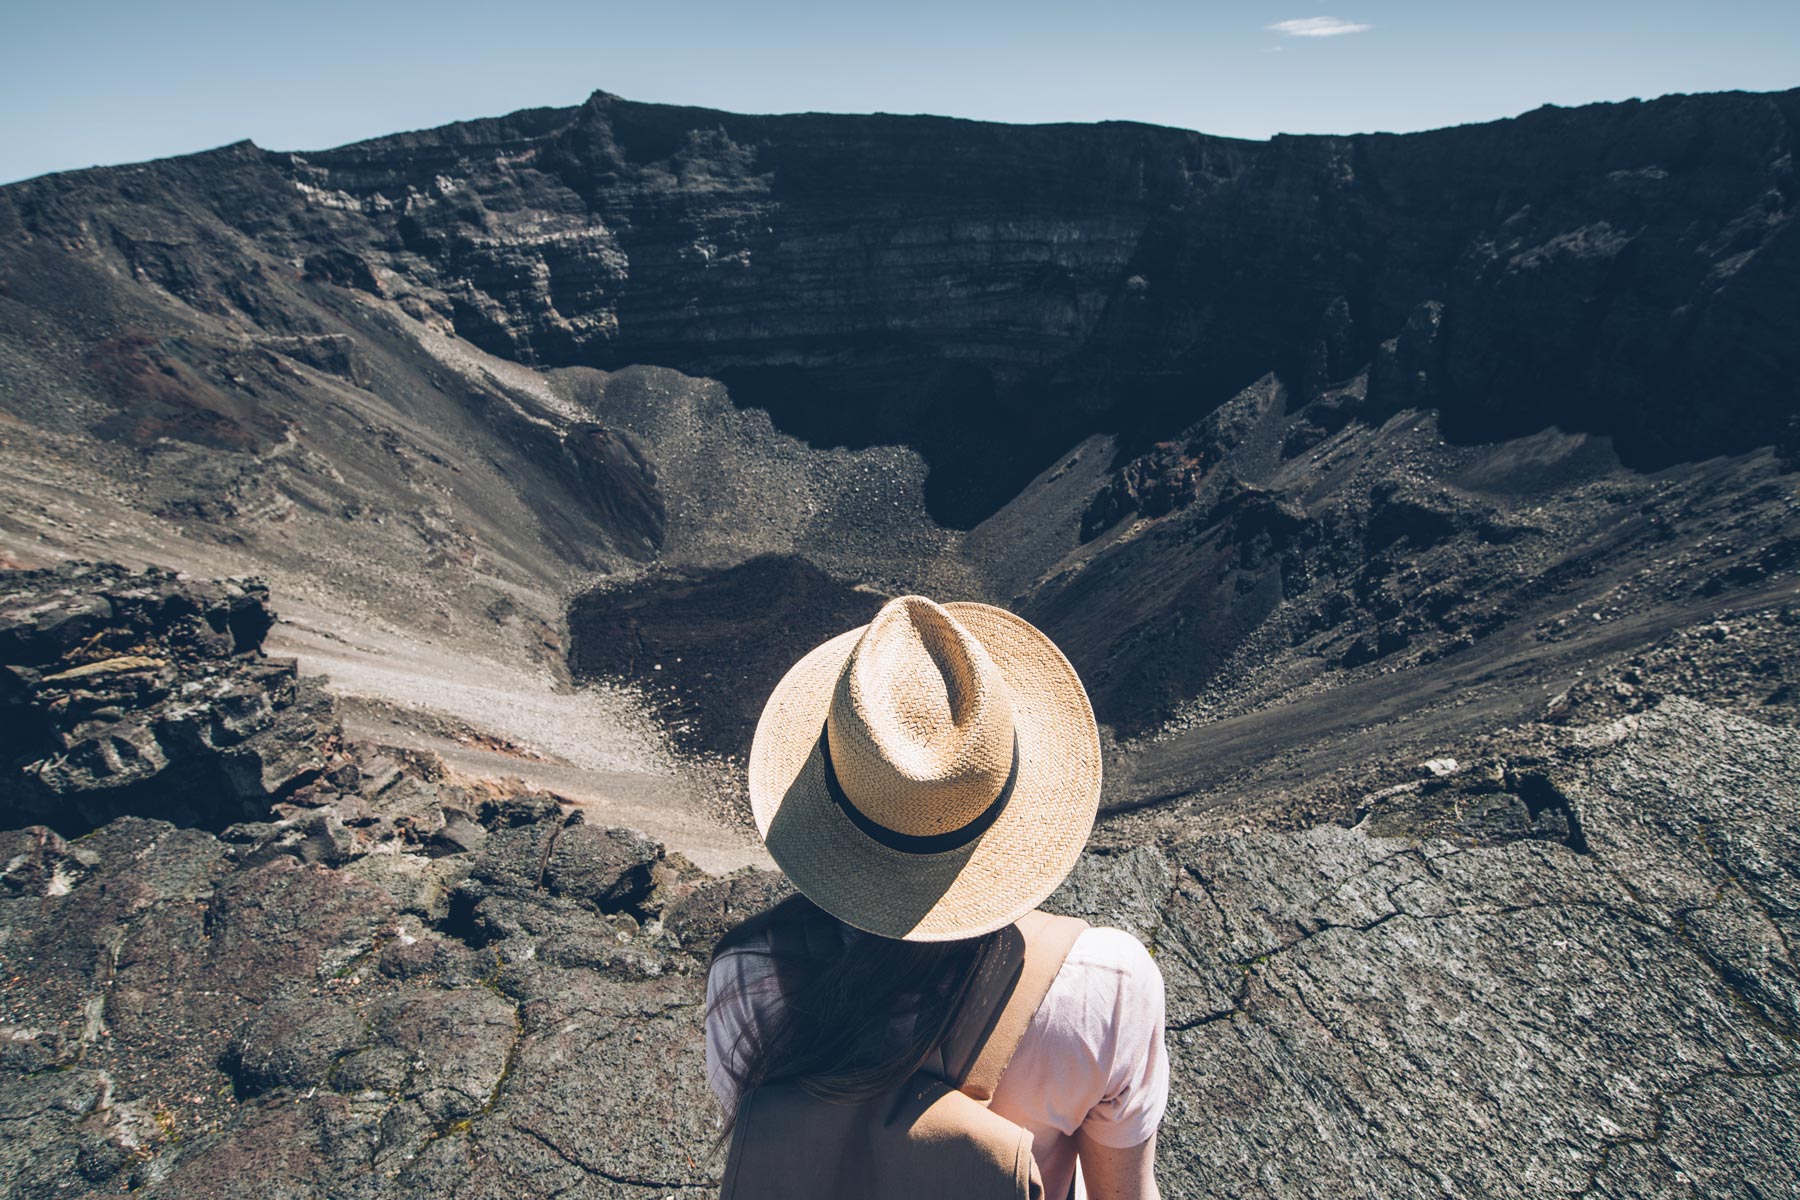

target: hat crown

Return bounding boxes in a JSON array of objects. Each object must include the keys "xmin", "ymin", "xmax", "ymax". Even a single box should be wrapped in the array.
[{"xmin": 827, "ymin": 596, "xmax": 1016, "ymax": 839}]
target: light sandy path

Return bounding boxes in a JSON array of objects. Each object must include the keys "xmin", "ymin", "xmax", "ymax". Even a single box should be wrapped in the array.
[{"xmin": 270, "ymin": 605, "xmax": 772, "ymax": 874}]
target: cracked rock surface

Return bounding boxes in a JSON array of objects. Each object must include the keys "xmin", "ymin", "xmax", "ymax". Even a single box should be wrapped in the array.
[
  {"xmin": 5, "ymin": 590, "xmax": 1796, "ymax": 1198},
  {"xmin": 0, "ymin": 800, "xmax": 724, "ymax": 1197},
  {"xmin": 1046, "ymin": 698, "xmax": 1800, "ymax": 1198}
]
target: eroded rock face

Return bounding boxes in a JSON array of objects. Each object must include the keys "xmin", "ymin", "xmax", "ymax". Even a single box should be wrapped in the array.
[
  {"xmin": 0, "ymin": 563, "xmax": 336, "ymax": 832},
  {"xmin": 1022, "ymin": 372, "xmax": 1800, "ymax": 745},
  {"xmin": 3, "ymin": 89, "xmax": 1793, "ymax": 524},
  {"xmin": 1079, "ymin": 375, "xmax": 1290, "ymax": 541},
  {"xmin": 2, "ymin": 555, "xmax": 1794, "ymax": 1200},
  {"xmin": 329, "ymin": 90, "xmax": 1800, "ymax": 524}
]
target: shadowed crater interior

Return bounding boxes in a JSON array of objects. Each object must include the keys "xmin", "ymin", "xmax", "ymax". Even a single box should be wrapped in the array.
[{"xmin": 567, "ymin": 555, "xmax": 885, "ymax": 756}]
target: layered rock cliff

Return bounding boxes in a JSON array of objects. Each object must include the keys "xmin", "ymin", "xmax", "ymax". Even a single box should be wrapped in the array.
[{"xmin": 4, "ymin": 88, "xmax": 1795, "ymax": 523}]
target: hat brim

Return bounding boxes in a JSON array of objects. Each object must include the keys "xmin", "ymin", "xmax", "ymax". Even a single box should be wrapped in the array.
[{"xmin": 747, "ymin": 602, "xmax": 1100, "ymax": 942}]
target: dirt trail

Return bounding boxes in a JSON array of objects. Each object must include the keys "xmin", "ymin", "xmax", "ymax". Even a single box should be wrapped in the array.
[{"xmin": 270, "ymin": 603, "xmax": 772, "ymax": 873}]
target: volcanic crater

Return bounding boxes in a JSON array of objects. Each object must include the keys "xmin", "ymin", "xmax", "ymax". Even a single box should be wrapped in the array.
[{"xmin": 1, "ymin": 86, "xmax": 1798, "ymax": 1198}]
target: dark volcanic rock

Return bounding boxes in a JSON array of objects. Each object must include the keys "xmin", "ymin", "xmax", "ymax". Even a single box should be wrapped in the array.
[
  {"xmin": 1069, "ymin": 699, "xmax": 1800, "ymax": 1198},
  {"xmin": 4, "ymin": 657, "xmax": 1798, "ymax": 1198},
  {"xmin": 3, "ymin": 90, "xmax": 1793, "ymax": 524},
  {"xmin": 660, "ymin": 866, "xmax": 794, "ymax": 953},
  {"xmin": 563, "ymin": 422, "xmax": 667, "ymax": 556},
  {"xmin": 355, "ymin": 89, "xmax": 1800, "ymax": 525},
  {"xmin": 200, "ymin": 856, "xmax": 398, "ymax": 1001},
  {"xmin": 0, "ymin": 732, "xmax": 711, "ymax": 1197},
  {"xmin": 1032, "ymin": 374, "xmax": 1798, "ymax": 751},
  {"xmin": 1081, "ymin": 375, "xmax": 1289, "ymax": 540},
  {"xmin": 1029, "ymin": 472, "xmax": 1314, "ymax": 736},
  {"xmin": 0, "ymin": 563, "xmax": 339, "ymax": 832},
  {"xmin": 541, "ymin": 820, "xmax": 662, "ymax": 913},
  {"xmin": 567, "ymin": 553, "xmax": 886, "ymax": 755},
  {"xmin": 459, "ymin": 809, "xmax": 661, "ymax": 916},
  {"xmin": 222, "ymin": 994, "xmax": 370, "ymax": 1097}
]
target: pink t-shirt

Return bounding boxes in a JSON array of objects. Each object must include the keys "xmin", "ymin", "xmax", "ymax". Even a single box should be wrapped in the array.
[{"xmin": 705, "ymin": 925, "xmax": 1169, "ymax": 1200}]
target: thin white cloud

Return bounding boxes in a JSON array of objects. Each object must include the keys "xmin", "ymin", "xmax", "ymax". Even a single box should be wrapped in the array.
[{"xmin": 1266, "ymin": 16, "xmax": 1372, "ymax": 37}]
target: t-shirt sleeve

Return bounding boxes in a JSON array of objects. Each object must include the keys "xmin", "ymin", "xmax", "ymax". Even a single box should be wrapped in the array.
[
  {"xmin": 704, "ymin": 946, "xmax": 782, "ymax": 1115},
  {"xmin": 1076, "ymin": 929, "xmax": 1170, "ymax": 1149}
]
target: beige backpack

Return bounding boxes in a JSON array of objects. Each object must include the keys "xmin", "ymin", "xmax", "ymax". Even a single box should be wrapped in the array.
[{"xmin": 718, "ymin": 909, "xmax": 1089, "ymax": 1200}]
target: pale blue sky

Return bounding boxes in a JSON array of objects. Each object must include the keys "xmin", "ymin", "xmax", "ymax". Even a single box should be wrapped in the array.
[{"xmin": 4, "ymin": 0, "xmax": 1797, "ymax": 185}]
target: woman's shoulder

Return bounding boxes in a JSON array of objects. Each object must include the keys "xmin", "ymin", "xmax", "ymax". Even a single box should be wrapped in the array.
[
  {"xmin": 710, "ymin": 926, "xmax": 774, "ymax": 961},
  {"xmin": 1000, "ymin": 925, "xmax": 1169, "ymax": 1139},
  {"xmin": 1063, "ymin": 925, "xmax": 1161, "ymax": 978},
  {"xmin": 1038, "ymin": 925, "xmax": 1165, "ymax": 1027},
  {"xmin": 706, "ymin": 927, "xmax": 777, "ymax": 1000}
]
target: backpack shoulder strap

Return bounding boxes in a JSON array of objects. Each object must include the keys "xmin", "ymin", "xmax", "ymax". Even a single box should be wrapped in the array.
[{"xmin": 957, "ymin": 910, "xmax": 1088, "ymax": 1104}]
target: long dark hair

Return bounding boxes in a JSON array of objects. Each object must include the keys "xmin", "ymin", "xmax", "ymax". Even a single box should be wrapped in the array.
[{"xmin": 709, "ymin": 895, "xmax": 1000, "ymax": 1136}]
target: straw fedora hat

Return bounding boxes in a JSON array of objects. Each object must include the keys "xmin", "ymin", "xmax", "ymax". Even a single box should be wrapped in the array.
[{"xmin": 748, "ymin": 595, "xmax": 1100, "ymax": 942}]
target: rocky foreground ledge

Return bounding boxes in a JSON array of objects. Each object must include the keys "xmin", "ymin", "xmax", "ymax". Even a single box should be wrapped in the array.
[{"xmin": 2, "ymin": 566, "xmax": 1797, "ymax": 1197}]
